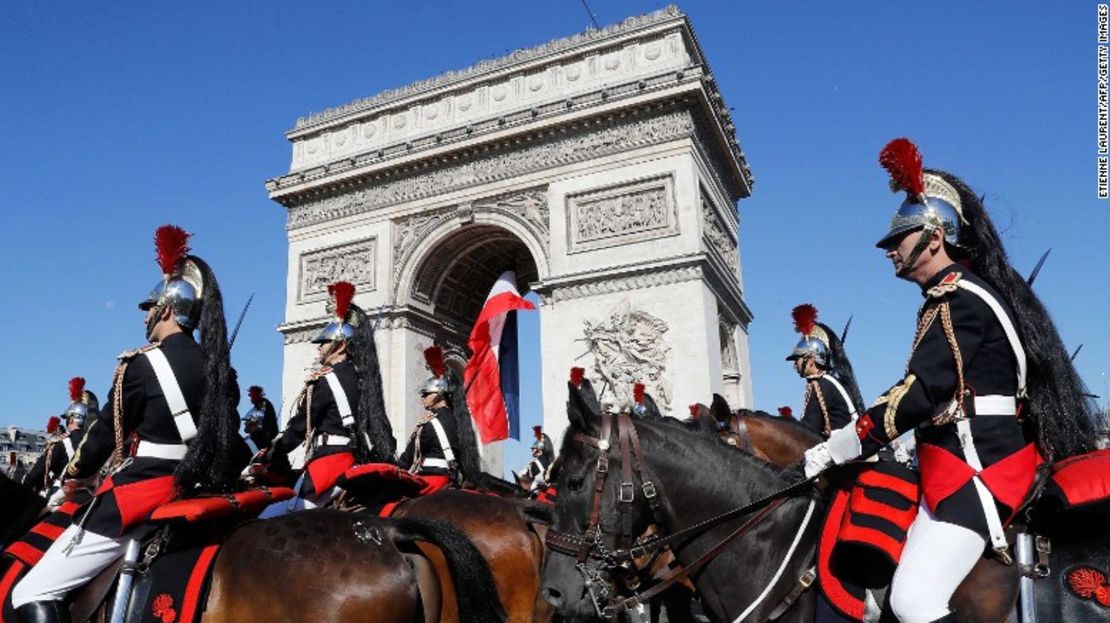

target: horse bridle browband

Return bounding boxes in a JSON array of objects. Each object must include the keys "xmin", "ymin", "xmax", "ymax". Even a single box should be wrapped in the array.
[{"xmin": 545, "ymin": 411, "xmax": 814, "ymax": 618}]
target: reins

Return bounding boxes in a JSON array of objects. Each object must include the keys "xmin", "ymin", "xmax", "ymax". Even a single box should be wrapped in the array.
[{"xmin": 545, "ymin": 411, "xmax": 819, "ymax": 618}]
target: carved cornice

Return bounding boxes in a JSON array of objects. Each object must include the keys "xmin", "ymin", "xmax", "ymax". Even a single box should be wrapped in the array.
[
  {"xmin": 281, "ymin": 107, "xmax": 695, "ymax": 230},
  {"xmin": 292, "ymin": 5, "xmax": 685, "ymax": 132},
  {"xmin": 536, "ymin": 261, "xmax": 703, "ymax": 304}
]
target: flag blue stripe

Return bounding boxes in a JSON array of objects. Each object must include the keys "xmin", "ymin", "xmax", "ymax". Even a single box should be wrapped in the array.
[{"xmin": 500, "ymin": 310, "xmax": 521, "ymax": 440}]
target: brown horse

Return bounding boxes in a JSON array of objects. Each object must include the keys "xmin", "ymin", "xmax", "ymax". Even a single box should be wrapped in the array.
[
  {"xmin": 391, "ymin": 489, "xmax": 552, "ymax": 623},
  {"xmin": 203, "ymin": 510, "xmax": 504, "ymax": 623}
]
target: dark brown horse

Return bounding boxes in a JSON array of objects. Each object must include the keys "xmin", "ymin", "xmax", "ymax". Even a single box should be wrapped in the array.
[
  {"xmin": 1, "ymin": 477, "xmax": 505, "ymax": 623},
  {"xmin": 391, "ymin": 489, "xmax": 551, "ymax": 623},
  {"xmin": 204, "ymin": 510, "xmax": 504, "ymax": 623}
]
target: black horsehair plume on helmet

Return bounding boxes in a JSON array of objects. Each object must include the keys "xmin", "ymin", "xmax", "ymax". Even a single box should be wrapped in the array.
[
  {"xmin": 924, "ymin": 168, "xmax": 1097, "ymax": 460},
  {"xmin": 173, "ymin": 253, "xmax": 239, "ymax": 494},
  {"xmin": 820, "ymin": 321, "xmax": 866, "ymax": 414},
  {"xmin": 344, "ymin": 295, "xmax": 396, "ymax": 463}
]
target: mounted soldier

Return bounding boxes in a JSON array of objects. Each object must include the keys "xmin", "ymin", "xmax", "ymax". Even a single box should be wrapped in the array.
[
  {"xmin": 240, "ymin": 385, "xmax": 278, "ymax": 456},
  {"xmin": 515, "ymin": 425, "xmax": 555, "ymax": 493},
  {"xmin": 259, "ymin": 281, "xmax": 394, "ymax": 517},
  {"xmin": 11, "ymin": 225, "xmax": 240, "ymax": 623},
  {"xmin": 803, "ymin": 139, "xmax": 1098, "ymax": 623},
  {"xmin": 398, "ymin": 346, "xmax": 484, "ymax": 494},
  {"xmin": 23, "ymin": 378, "xmax": 98, "ymax": 509},
  {"xmin": 786, "ymin": 305, "xmax": 866, "ymax": 440}
]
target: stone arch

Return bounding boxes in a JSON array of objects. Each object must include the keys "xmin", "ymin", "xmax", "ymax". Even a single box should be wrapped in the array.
[{"xmin": 394, "ymin": 206, "xmax": 549, "ymax": 321}]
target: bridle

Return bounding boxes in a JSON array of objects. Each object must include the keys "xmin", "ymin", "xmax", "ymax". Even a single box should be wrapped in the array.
[{"xmin": 545, "ymin": 411, "xmax": 815, "ymax": 619}]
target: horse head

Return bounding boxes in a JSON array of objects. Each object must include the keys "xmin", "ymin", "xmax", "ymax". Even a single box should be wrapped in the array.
[{"xmin": 542, "ymin": 372, "xmax": 666, "ymax": 620}]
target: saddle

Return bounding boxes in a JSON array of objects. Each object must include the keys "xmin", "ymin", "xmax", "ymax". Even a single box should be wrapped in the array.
[{"xmin": 334, "ymin": 463, "xmax": 429, "ymax": 515}]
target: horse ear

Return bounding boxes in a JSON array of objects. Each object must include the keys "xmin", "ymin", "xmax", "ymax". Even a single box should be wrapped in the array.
[
  {"xmin": 710, "ymin": 394, "xmax": 732, "ymax": 421},
  {"xmin": 567, "ymin": 379, "xmax": 600, "ymax": 431},
  {"xmin": 641, "ymin": 392, "xmax": 663, "ymax": 419}
]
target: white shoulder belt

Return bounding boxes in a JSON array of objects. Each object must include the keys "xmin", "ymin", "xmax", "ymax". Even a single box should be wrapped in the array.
[{"xmin": 143, "ymin": 348, "xmax": 197, "ymax": 443}]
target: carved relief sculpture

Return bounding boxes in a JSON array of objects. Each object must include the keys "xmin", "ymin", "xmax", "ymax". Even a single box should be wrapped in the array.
[
  {"xmin": 568, "ymin": 175, "xmax": 677, "ymax": 252},
  {"xmin": 582, "ymin": 300, "xmax": 672, "ymax": 412},
  {"xmin": 299, "ymin": 239, "xmax": 377, "ymax": 302}
]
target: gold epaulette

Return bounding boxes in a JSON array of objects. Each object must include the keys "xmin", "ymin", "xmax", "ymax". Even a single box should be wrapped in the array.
[
  {"xmin": 116, "ymin": 342, "xmax": 159, "ymax": 361},
  {"xmin": 926, "ymin": 271, "xmax": 962, "ymax": 298}
]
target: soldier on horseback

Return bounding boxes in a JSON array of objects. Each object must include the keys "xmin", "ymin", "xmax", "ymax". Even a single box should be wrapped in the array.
[
  {"xmin": 23, "ymin": 378, "xmax": 97, "ymax": 509},
  {"xmin": 240, "ymin": 385, "xmax": 278, "ymax": 456},
  {"xmin": 399, "ymin": 347, "xmax": 462, "ymax": 494},
  {"xmin": 258, "ymin": 281, "xmax": 394, "ymax": 517},
  {"xmin": 786, "ymin": 305, "xmax": 866, "ymax": 439},
  {"xmin": 515, "ymin": 425, "xmax": 554, "ymax": 493},
  {"xmin": 12, "ymin": 225, "xmax": 240, "ymax": 623},
  {"xmin": 802, "ymin": 139, "xmax": 1098, "ymax": 623}
]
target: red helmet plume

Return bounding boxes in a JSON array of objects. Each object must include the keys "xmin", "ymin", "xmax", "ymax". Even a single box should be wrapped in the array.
[
  {"xmin": 46, "ymin": 416, "xmax": 61, "ymax": 434},
  {"xmin": 777, "ymin": 406, "xmax": 793, "ymax": 418},
  {"xmin": 633, "ymin": 383, "xmax": 645, "ymax": 404},
  {"xmin": 154, "ymin": 225, "xmax": 191, "ymax": 277},
  {"xmin": 879, "ymin": 138, "xmax": 925, "ymax": 198},
  {"xmin": 68, "ymin": 377, "xmax": 86, "ymax": 403},
  {"xmin": 328, "ymin": 281, "xmax": 355, "ymax": 322},
  {"xmin": 533, "ymin": 425, "xmax": 543, "ymax": 440},
  {"xmin": 570, "ymin": 367, "xmax": 585, "ymax": 387},
  {"xmin": 247, "ymin": 385, "xmax": 264, "ymax": 406},
  {"xmin": 791, "ymin": 304, "xmax": 818, "ymax": 338},
  {"xmin": 423, "ymin": 346, "xmax": 446, "ymax": 378}
]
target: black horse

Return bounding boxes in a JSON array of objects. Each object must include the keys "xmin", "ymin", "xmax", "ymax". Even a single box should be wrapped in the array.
[
  {"xmin": 541, "ymin": 380, "xmax": 822, "ymax": 622},
  {"xmin": 0, "ymin": 472, "xmax": 45, "ymax": 546}
]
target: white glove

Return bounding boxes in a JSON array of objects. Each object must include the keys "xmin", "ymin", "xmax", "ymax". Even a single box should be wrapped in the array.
[{"xmin": 803, "ymin": 442, "xmax": 832, "ymax": 479}]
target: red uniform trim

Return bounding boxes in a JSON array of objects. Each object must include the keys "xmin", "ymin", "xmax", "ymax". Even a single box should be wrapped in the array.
[
  {"xmin": 56, "ymin": 502, "xmax": 81, "ymax": 516},
  {"xmin": 919, "ymin": 441, "xmax": 1040, "ymax": 520},
  {"xmin": 417, "ymin": 475, "xmax": 450, "ymax": 495},
  {"xmin": 818, "ymin": 488, "xmax": 865, "ymax": 620},
  {"xmin": 917, "ymin": 443, "xmax": 976, "ymax": 512},
  {"xmin": 29, "ymin": 522, "xmax": 65, "ymax": 540},
  {"xmin": 178, "ymin": 544, "xmax": 219, "ymax": 623},
  {"xmin": 305, "ymin": 452, "xmax": 356, "ymax": 495},
  {"xmin": 978, "ymin": 443, "xmax": 1042, "ymax": 514},
  {"xmin": 0, "ymin": 560, "xmax": 27, "ymax": 620},
  {"xmin": 379, "ymin": 501, "xmax": 404, "ymax": 518}
]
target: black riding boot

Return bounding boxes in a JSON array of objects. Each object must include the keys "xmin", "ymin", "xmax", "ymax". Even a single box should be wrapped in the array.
[{"xmin": 14, "ymin": 601, "xmax": 71, "ymax": 623}]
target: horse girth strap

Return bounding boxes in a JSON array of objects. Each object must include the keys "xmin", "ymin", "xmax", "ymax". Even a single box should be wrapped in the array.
[{"xmin": 602, "ymin": 497, "xmax": 788, "ymax": 617}]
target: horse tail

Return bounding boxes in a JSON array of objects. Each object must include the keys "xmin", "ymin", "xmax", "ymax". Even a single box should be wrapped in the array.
[{"xmin": 392, "ymin": 516, "xmax": 506, "ymax": 623}]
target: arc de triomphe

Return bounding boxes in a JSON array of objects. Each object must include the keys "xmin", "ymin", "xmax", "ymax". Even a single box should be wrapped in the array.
[{"xmin": 266, "ymin": 6, "xmax": 754, "ymax": 474}]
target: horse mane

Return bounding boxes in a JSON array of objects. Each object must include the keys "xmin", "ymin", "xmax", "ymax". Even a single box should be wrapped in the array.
[{"xmin": 741, "ymin": 410, "xmax": 822, "ymax": 438}]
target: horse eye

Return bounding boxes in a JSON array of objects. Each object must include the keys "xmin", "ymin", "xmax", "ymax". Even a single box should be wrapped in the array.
[{"xmin": 568, "ymin": 476, "xmax": 585, "ymax": 491}]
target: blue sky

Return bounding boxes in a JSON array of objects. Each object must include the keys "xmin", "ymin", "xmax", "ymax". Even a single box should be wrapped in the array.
[{"xmin": 2, "ymin": 2, "xmax": 1106, "ymax": 477}]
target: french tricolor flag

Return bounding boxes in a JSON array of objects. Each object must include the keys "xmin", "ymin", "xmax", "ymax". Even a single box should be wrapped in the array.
[{"xmin": 464, "ymin": 271, "xmax": 536, "ymax": 444}]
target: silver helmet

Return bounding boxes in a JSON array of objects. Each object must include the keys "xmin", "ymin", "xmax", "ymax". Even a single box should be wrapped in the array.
[
  {"xmin": 140, "ymin": 226, "xmax": 204, "ymax": 334},
  {"xmin": 64, "ymin": 377, "xmax": 96, "ymax": 427},
  {"xmin": 311, "ymin": 281, "xmax": 358, "ymax": 344},
  {"xmin": 786, "ymin": 304, "xmax": 830, "ymax": 368},
  {"xmin": 242, "ymin": 406, "xmax": 265, "ymax": 428},
  {"xmin": 876, "ymin": 138, "xmax": 966, "ymax": 251},
  {"xmin": 420, "ymin": 376, "xmax": 450, "ymax": 396}
]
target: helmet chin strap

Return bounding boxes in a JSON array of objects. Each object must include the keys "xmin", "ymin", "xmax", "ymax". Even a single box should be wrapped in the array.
[
  {"xmin": 146, "ymin": 301, "xmax": 167, "ymax": 342},
  {"xmin": 896, "ymin": 224, "xmax": 936, "ymax": 278}
]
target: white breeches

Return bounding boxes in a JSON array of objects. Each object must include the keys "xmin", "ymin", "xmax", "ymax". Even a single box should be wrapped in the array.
[
  {"xmin": 888, "ymin": 502, "xmax": 986, "ymax": 623},
  {"xmin": 258, "ymin": 473, "xmax": 340, "ymax": 519},
  {"xmin": 12, "ymin": 525, "xmax": 138, "ymax": 607}
]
